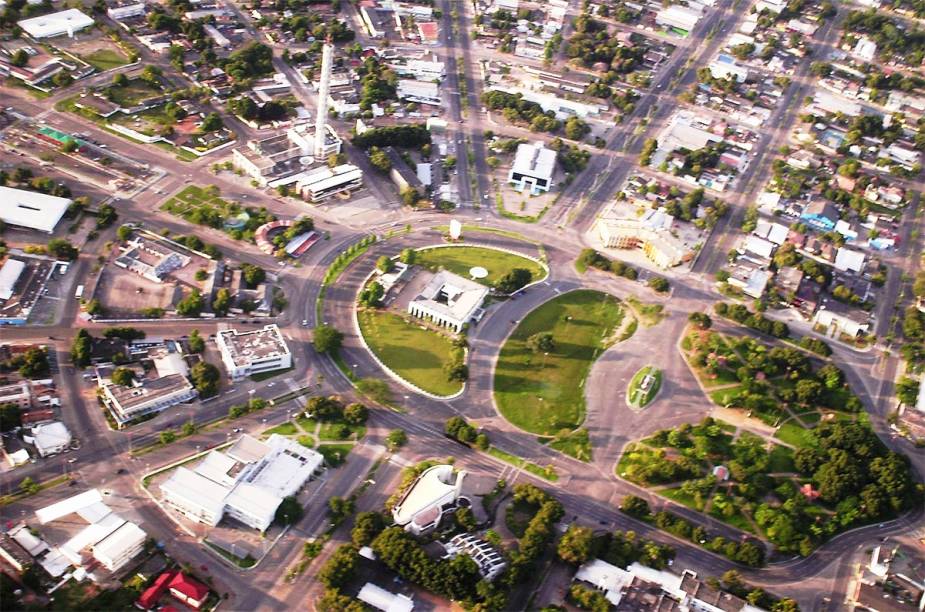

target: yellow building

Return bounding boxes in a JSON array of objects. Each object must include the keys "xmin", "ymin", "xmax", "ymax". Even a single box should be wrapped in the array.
[{"xmin": 597, "ymin": 214, "xmax": 688, "ymax": 269}]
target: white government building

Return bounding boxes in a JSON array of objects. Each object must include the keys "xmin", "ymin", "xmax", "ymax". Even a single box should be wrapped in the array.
[
  {"xmin": 407, "ymin": 270, "xmax": 488, "ymax": 333},
  {"xmin": 508, "ymin": 142, "xmax": 556, "ymax": 194},
  {"xmin": 215, "ymin": 324, "xmax": 292, "ymax": 380},
  {"xmin": 159, "ymin": 434, "xmax": 323, "ymax": 531},
  {"xmin": 17, "ymin": 8, "xmax": 94, "ymax": 38}
]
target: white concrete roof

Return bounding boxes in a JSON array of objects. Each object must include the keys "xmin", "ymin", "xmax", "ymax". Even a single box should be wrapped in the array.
[
  {"xmin": 30, "ymin": 421, "xmax": 71, "ymax": 454},
  {"xmin": 248, "ymin": 434, "xmax": 323, "ymax": 498},
  {"xmin": 357, "ymin": 583, "xmax": 414, "ymax": 612},
  {"xmin": 744, "ymin": 235, "xmax": 776, "ymax": 259},
  {"xmin": 0, "ymin": 258, "xmax": 25, "ymax": 301},
  {"xmin": 9, "ymin": 525, "xmax": 48, "ymax": 557},
  {"xmin": 226, "ymin": 434, "xmax": 270, "ymax": 464},
  {"xmin": 0, "ymin": 186, "xmax": 71, "ymax": 233},
  {"xmin": 159, "ymin": 467, "xmax": 229, "ymax": 518},
  {"xmin": 17, "ymin": 8, "xmax": 94, "ymax": 38},
  {"xmin": 411, "ymin": 270, "xmax": 489, "ymax": 326},
  {"xmin": 511, "ymin": 142, "xmax": 556, "ymax": 181},
  {"xmin": 92, "ymin": 521, "xmax": 146, "ymax": 566},
  {"xmin": 195, "ymin": 451, "xmax": 242, "ymax": 488},
  {"xmin": 392, "ymin": 464, "xmax": 463, "ymax": 526},
  {"xmin": 61, "ymin": 514, "xmax": 124, "ymax": 564},
  {"xmin": 36, "ymin": 489, "xmax": 103, "ymax": 523},
  {"xmin": 223, "ymin": 481, "xmax": 281, "ymax": 522}
]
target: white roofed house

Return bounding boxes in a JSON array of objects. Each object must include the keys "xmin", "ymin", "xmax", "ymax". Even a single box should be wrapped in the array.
[
  {"xmin": 215, "ymin": 324, "xmax": 292, "ymax": 380},
  {"xmin": 0, "ymin": 258, "xmax": 25, "ymax": 301},
  {"xmin": 508, "ymin": 142, "xmax": 556, "ymax": 195},
  {"xmin": 0, "ymin": 186, "xmax": 71, "ymax": 233},
  {"xmin": 834, "ymin": 247, "xmax": 866, "ymax": 274},
  {"xmin": 813, "ymin": 298, "xmax": 870, "ymax": 337},
  {"xmin": 24, "ymin": 421, "xmax": 71, "ymax": 457}
]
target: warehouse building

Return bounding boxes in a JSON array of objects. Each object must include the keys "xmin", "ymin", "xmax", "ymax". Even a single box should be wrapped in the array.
[{"xmin": 18, "ymin": 8, "xmax": 94, "ymax": 38}]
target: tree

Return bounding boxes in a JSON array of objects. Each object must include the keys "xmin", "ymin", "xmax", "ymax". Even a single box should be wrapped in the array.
[
  {"xmin": 564, "ymin": 116, "xmax": 590, "ymax": 141},
  {"xmin": 47, "ymin": 239, "xmax": 78, "ymax": 260},
  {"xmin": 71, "ymin": 329, "xmax": 93, "ymax": 368},
  {"xmin": 444, "ymin": 362, "xmax": 469, "ymax": 382},
  {"xmin": 386, "ymin": 429, "xmax": 407, "ymax": 451},
  {"xmin": 190, "ymin": 361, "xmax": 220, "ymax": 397},
  {"xmin": 140, "ymin": 65, "xmax": 162, "ymax": 85},
  {"xmin": 455, "ymin": 507, "xmax": 477, "ymax": 531},
  {"xmin": 328, "ymin": 496, "xmax": 355, "ymax": 525},
  {"xmin": 343, "ymin": 403, "xmax": 368, "ymax": 425},
  {"xmin": 159, "ymin": 430, "xmax": 177, "ymax": 445},
  {"xmin": 199, "ymin": 112, "xmax": 223, "ymax": 133},
  {"xmin": 526, "ymin": 332, "xmax": 555, "ymax": 353},
  {"xmin": 896, "ymin": 377, "xmax": 919, "ymax": 405},
  {"xmin": 314, "ymin": 325, "xmax": 343, "ymax": 354},
  {"xmin": 276, "ymin": 496, "xmax": 304, "ymax": 525},
  {"xmin": 376, "ymin": 255, "xmax": 394, "ymax": 273},
  {"xmin": 648, "ymin": 277, "xmax": 670, "ymax": 293},
  {"xmin": 10, "ymin": 49, "xmax": 28, "ymax": 67},
  {"xmin": 620, "ymin": 495, "xmax": 652, "ymax": 520},
  {"xmin": 241, "ymin": 264, "xmax": 266, "ymax": 288},
  {"xmin": 688, "ymin": 312, "xmax": 712, "ymax": 329},
  {"xmin": 19, "ymin": 477, "xmax": 40, "ymax": 495},
  {"xmin": 358, "ymin": 281, "xmax": 384, "ymax": 308},
  {"xmin": 368, "ymin": 146, "xmax": 392, "ymax": 172},
  {"xmin": 176, "ymin": 289, "xmax": 205, "ymax": 317},
  {"xmin": 306, "ymin": 396, "xmax": 343, "ymax": 421},
  {"xmin": 116, "ymin": 225, "xmax": 133, "ymax": 241},
  {"xmin": 557, "ymin": 524, "xmax": 594, "ymax": 564},
  {"xmin": 351, "ymin": 511, "xmax": 385, "ymax": 547},
  {"xmin": 495, "ymin": 268, "xmax": 532, "ymax": 293},
  {"xmin": 188, "ymin": 329, "xmax": 205, "ymax": 354},
  {"xmin": 112, "ymin": 72, "xmax": 129, "ymax": 87},
  {"xmin": 16, "ymin": 347, "xmax": 49, "ymax": 378},
  {"xmin": 111, "ymin": 367, "xmax": 134, "ymax": 387},
  {"xmin": 0, "ymin": 403, "xmax": 22, "ymax": 432},
  {"xmin": 399, "ymin": 248, "xmax": 416, "ymax": 265},
  {"xmin": 212, "ymin": 288, "xmax": 232, "ymax": 316},
  {"xmin": 317, "ymin": 545, "xmax": 358, "ymax": 589},
  {"xmin": 61, "ymin": 139, "xmax": 78, "ymax": 154}
]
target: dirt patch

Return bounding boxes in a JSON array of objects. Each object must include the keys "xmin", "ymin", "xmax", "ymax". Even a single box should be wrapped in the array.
[{"xmin": 94, "ymin": 267, "xmax": 177, "ymax": 315}]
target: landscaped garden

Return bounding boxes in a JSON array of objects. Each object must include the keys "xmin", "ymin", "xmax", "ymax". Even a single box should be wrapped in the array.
[
  {"xmin": 621, "ymin": 327, "xmax": 924, "ymax": 556},
  {"xmin": 261, "ymin": 396, "xmax": 367, "ymax": 468},
  {"xmin": 357, "ymin": 309, "xmax": 466, "ymax": 397},
  {"xmin": 160, "ymin": 185, "xmax": 281, "ymax": 243},
  {"xmin": 494, "ymin": 290, "xmax": 627, "ymax": 438},
  {"xmin": 413, "ymin": 245, "xmax": 546, "ymax": 288},
  {"xmin": 626, "ymin": 365, "xmax": 661, "ymax": 409}
]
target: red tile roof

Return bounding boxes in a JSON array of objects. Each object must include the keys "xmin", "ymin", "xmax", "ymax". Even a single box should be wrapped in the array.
[
  {"xmin": 168, "ymin": 572, "xmax": 210, "ymax": 603},
  {"xmin": 136, "ymin": 570, "xmax": 177, "ymax": 609}
]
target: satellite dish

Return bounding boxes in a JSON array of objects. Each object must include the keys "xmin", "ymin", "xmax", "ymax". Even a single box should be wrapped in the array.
[
  {"xmin": 449, "ymin": 219, "xmax": 462, "ymax": 240},
  {"xmin": 470, "ymin": 266, "xmax": 488, "ymax": 280}
]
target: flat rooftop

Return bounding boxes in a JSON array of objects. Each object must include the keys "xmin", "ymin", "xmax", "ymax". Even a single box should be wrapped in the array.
[
  {"xmin": 105, "ymin": 374, "xmax": 194, "ymax": 410},
  {"xmin": 216, "ymin": 325, "xmax": 290, "ymax": 366}
]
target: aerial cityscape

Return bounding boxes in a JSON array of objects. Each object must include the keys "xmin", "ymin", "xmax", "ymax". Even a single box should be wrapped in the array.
[{"xmin": 0, "ymin": 0, "xmax": 924, "ymax": 610}]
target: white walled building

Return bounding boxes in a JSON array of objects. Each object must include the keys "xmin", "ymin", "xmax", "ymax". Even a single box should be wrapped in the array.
[
  {"xmin": 215, "ymin": 324, "xmax": 292, "ymax": 379},
  {"xmin": 508, "ymin": 142, "xmax": 556, "ymax": 194},
  {"xmin": 101, "ymin": 374, "xmax": 197, "ymax": 427},
  {"xmin": 408, "ymin": 271, "xmax": 488, "ymax": 333},
  {"xmin": 18, "ymin": 8, "xmax": 94, "ymax": 38},
  {"xmin": 25, "ymin": 421, "xmax": 71, "ymax": 457},
  {"xmin": 397, "ymin": 79, "xmax": 441, "ymax": 105},
  {"xmin": 107, "ymin": 3, "xmax": 146, "ymax": 20},
  {"xmin": 159, "ymin": 434, "xmax": 323, "ymax": 531},
  {"xmin": 0, "ymin": 186, "xmax": 71, "ymax": 233}
]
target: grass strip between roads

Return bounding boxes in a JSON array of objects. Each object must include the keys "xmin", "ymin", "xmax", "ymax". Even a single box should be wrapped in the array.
[
  {"xmin": 486, "ymin": 447, "xmax": 558, "ymax": 482},
  {"xmin": 414, "ymin": 245, "xmax": 546, "ymax": 287},
  {"xmin": 0, "ymin": 474, "xmax": 70, "ymax": 507},
  {"xmin": 494, "ymin": 290, "xmax": 625, "ymax": 435}
]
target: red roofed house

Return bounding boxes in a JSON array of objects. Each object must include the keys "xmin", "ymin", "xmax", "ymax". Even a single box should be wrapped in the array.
[
  {"xmin": 168, "ymin": 572, "xmax": 210, "ymax": 609},
  {"xmin": 417, "ymin": 21, "xmax": 439, "ymax": 45},
  {"xmin": 136, "ymin": 569, "xmax": 176, "ymax": 609}
]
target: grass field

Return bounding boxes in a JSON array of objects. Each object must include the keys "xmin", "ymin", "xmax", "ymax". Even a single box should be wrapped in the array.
[
  {"xmin": 82, "ymin": 48, "xmax": 129, "ymax": 71},
  {"xmin": 414, "ymin": 246, "xmax": 546, "ymax": 287},
  {"xmin": 494, "ymin": 290, "xmax": 624, "ymax": 434},
  {"xmin": 358, "ymin": 310, "xmax": 464, "ymax": 396},
  {"xmin": 548, "ymin": 428, "xmax": 592, "ymax": 461},
  {"xmin": 106, "ymin": 77, "xmax": 162, "ymax": 107},
  {"xmin": 627, "ymin": 366, "xmax": 661, "ymax": 408},
  {"xmin": 774, "ymin": 420, "xmax": 817, "ymax": 449}
]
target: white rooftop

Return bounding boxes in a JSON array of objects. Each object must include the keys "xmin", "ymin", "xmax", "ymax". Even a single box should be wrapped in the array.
[
  {"xmin": 17, "ymin": 8, "xmax": 94, "ymax": 38},
  {"xmin": 411, "ymin": 270, "xmax": 489, "ymax": 326},
  {"xmin": 247, "ymin": 434, "xmax": 324, "ymax": 498},
  {"xmin": 0, "ymin": 258, "xmax": 25, "ymax": 301},
  {"xmin": 226, "ymin": 434, "xmax": 270, "ymax": 464},
  {"xmin": 511, "ymin": 142, "xmax": 556, "ymax": 181},
  {"xmin": 0, "ymin": 186, "xmax": 71, "ymax": 233},
  {"xmin": 834, "ymin": 247, "xmax": 866, "ymax": 273},
  {"xmin": 93, "ymin": 521, "xmax": 146, "ymax": 567},
  {"xmin": 357, "ymin": 583, "xmax": 415, "ymax": 612},
  {"xmin": 160, "ymin": 466, "xmax": 229, "ymax": 519},
  {"xmin": 36, "ymin": 489, "xmax": 103, "ymax": 524},
  {"xmin": 392, "ymin": 464, "xmax": 464, "ymax": 526},
  {"xmin": 195, "ymin": 450, "xmax": 242, "ymax": 488},
  {"xmin": 575, "ymin": 559, "xmax": 633, "ymax": 606}
]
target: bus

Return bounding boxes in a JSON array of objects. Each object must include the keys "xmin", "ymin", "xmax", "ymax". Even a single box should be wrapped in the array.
[{"xmin": 74, "ymin": 285, "xmax": 84, "ymax": 299}]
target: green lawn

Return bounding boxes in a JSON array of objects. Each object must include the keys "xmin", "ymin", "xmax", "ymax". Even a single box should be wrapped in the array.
[
  {"xmin": 318, "ymin": 421, "xmax": 366, "ymax": 441},
  {"xmin": 317, "ymin": 444, "xmax": 353, "ymax": 467},
  {"xmin": 548, "ymin": 428, "xmax": 592, "ymax": 461},
  {"xmin": 414, "ymin": 245, "xmax": 546, "ymax": 287},
  {"xmin": 660, "ymin": 486, "xmax": 701, "ymax": 510},
  {"xmin": 486, "ymin": 447, "xmax": 559, "ymax": 481},
  {"xmin": 263, "ymin": 422, "xmax": 298, "ymax": 436},
  {"xmin": 768, "ymin": 444, "xmax": 797, "ymax": 473},
  {"xmin": 709, "ymin": 385, "xmax": 747, "ymax": 406},
  {"xmin": 627, "ymin": 366, "xmax": 661, "ymax": 408},
  {"xmin": 106, "ymin": 77, "xmax": 162, "ymax": 107},
  {"xmin": 774, "ymin": 420, "xmax": 817, "ymax": 449},
  {"xmin": 494, "ymin": 290, "xmax": 624, "ymax": 434},
  {"xmin": 82, "ymin": 48, "xmax": 129, "ymax": 71},
  {"xmin": 358, "ymin": 310, "xmax": 464, "ymax": 396},
  {"xmin": 250, "ymin": 365, "xmax": 294, "ymax": 382}
]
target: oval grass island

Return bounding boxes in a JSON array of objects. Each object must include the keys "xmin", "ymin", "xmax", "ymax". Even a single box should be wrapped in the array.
[
  {"xmin": 413, "ymin": 245, "xmax": 547, "ymax": 287},
  {"xmin": 493, "ymin": 289, "xmax": 627, "ymax": 435}
]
